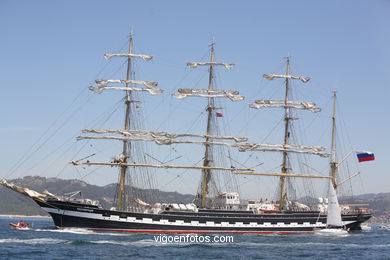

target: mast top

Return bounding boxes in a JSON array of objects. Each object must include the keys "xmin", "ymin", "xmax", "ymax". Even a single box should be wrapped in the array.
[
  {"xmin": 209, "ymin": 38, "xmax": 216, "ymax": 48},
  {"xmin": 174, "ymin": 42, "xmax": 242, "ymax": 101},
  {"xmin": 130, "ymin": 26, "xmax": 134, "ymax": 38},
  {"xmin": 88, "ymin": 35, "xmax": 162, "ymax": 96},
  {"xmin": 263, "ymin": 57, "xmax": 310, "ymax": 83},
  {"xmin": 186, "ymin": 39, "xmax": 234, "ymax": 70}
]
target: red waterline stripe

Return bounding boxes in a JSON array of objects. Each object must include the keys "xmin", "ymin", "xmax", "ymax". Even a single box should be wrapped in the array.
[{"xmin": 88, "ymin": 228, "xmax": 314, "ymax": 234}]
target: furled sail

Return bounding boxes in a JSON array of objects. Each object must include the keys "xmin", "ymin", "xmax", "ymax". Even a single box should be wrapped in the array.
[
  {"xmin": 250, "ymin": 100, "xmax": 321, "ymax": 112},
  {"xmin": 172, "ymin": 88, "xmax": 244, "ymax": 101},
  {"xmin": 263, "ymin": 73, "xmax": 310, "ymax": 83},
  {"xmin": 88, "ymin": 85, "xmax": 162, "ymax": 95},
  {"xmin": 187, "ymin": 62, "xmax": 234, "ymax": 70},
  {"xmin": 77, "ymin": 129, "xmax": 249, "ymax": 147},
  {"xmin": 237, "ymin": 142, "xmax": 329, "ymax": 156},
  {"xmin": 104, "ymin": 53, "xmax": 152, "ymax": 61},
  {"xmin": 0, "ymin": 180, "xmax": 46, "ymax": 200},
  {"xmin": 95, "ymin": 79, "xmax": 158, "ymax": 88},
  {"xmin": 77, "ymin": 131, "xmax": 329, "ymax": 157},
  {"xmin": 77, "ymin": 135, "xmax": 252, "ymax": 146},
  {"xmin": 80, "ymin": 129, "xmax": 248, "ymax": 142},
  {"xmin": 70, "ymin": 161, "xmax": 252, "ymax": 172},
  {"xmin": 238, "ymin": 147, "xmax": 330, "ymax": 157}
]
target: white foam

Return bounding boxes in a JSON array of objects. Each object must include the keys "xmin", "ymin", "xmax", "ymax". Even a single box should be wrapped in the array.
[
  {"xmin": 34, "ymin": 228, "xmax": 132, "ymax": 236},
  {"xmin": 90, "ymin": 240, "xmax": 134, "ymax": 246},
  {"xmin": 314, "ymin": 229, "xmax": 349, "ymax": 237},
  {"xmin": 0, "ymin": 238, "xmax": 65, "ymax": 245}
]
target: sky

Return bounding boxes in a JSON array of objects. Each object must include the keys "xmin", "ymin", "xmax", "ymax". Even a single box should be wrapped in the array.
[{"xmin": 0, "ymin": 0, "xmax": 389, "ymax": 198}]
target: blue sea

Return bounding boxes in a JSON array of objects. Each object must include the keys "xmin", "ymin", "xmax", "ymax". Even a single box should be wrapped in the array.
[{"xmin": 0, "ymin": 217, "xmax": 389, "ymax": 260}]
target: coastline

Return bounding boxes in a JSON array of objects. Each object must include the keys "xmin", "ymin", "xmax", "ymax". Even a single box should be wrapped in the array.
[{"xmin": 0, "ymin": 214, "xmax": 50, "ymax": 219}]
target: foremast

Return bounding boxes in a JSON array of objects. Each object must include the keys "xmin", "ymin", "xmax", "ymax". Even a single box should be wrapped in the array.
[
  {"xmin": 118, "ymin": 33, "xmax": 134, "ymax": 211},
  {"xmin": 82, "ymin": 33, "xmax": 161, "ymax": 211}
]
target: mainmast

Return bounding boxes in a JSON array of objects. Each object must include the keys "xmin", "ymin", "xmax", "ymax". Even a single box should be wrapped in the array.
[
  {"xmin": 239, "ymin": 57, "xmax": 327, "ymax": 210},
  {"xmin": 330, "ymin": 90, "xmax": 338, "ymax": 189},
  {"xmin": 279, "ymin": 57, "xmax": 291, "ymax": 209},
  {"xmin": 172, "ymin": 41, "xmax": 244, "ymax": 208},
  {"xmin": 201, "ymin": 41, "xmax": 216, "ymax": 208},
  {"xmin": 117, "ymin": 33, "xmax": 134, "ymax": 211}
]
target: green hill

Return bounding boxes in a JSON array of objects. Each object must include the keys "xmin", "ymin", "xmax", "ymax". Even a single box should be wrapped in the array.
[{"xmin": 0, "ymin": 176, "xmax": 194, "ymax": 216}]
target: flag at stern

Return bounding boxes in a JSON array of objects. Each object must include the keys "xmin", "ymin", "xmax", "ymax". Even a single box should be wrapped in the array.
[{"xmin": 356, "ymin": 151, "xmax": 375, "ymax": 162}]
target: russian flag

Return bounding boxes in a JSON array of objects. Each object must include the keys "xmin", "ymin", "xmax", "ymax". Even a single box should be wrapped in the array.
[{"xmin": 356, "ymin": 151, "xmax": 375, "ymax": 163}]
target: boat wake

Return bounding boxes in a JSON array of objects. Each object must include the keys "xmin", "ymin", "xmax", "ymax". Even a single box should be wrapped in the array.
[
  {"xmin": 378, "ymin": 224, "xmax": 390, "ymax": 231},
  {"xmin": 34, "ymin": 228, "xmax": 130, "ymax": 236},
  {"xmin": 314, "ymin": 229, "xmax": 349, "ymax": 237},
  {"xmin": 63, "ymin": 239, "xmax": 135, "ymax": 246},
  {"xmin": 0, "ymin": 238, "xmax": 65, "ymax": 245}
]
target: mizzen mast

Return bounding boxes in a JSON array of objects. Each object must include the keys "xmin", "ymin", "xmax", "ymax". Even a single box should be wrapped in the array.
[
  {"xmin": 246, "ymin": 57, "xmax": 324, "ymax": 210},
  {"xmin": 330, "ymin": 90, "xmax": 338, "ymax": 189},
  {"xmin": 202, "ymin": 42, "xmax": 216, "ymax": 209}
]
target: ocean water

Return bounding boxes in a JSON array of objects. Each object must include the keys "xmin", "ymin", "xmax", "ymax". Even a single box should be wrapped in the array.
[{"xmin": 0, "ymin": 217, "xmax": 389, "ymax": 260}]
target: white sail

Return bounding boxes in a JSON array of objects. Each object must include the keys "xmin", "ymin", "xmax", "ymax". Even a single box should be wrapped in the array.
[
  {"xmin": 81, "ymin": 129, "xmax": 248, "ymax": 142},
  {"xmin": 77, "ymin": 135, "xmax": 249, "ymax": 147},
  {"xmin": 238, "ymin": 142, "xmax": 326, "ymax": 152},
  {"xmin": 326, "ymin": 180, "xmax": 343, "ymax": 227},
  {"xmin": 187, "ymin": 62, "xmax": 234, "ymax": 70},
  {"xmin": 104, "ymin": 53, "xmax": 153, "ymax": 61},
  {"xmin": 250, "ymin": 100, "xmax": 321, "ymax": 112},
  {"xmin": 88, "ymin": 85, "xmax": 162, "ymax": 95},
  {"xmin": 95, "ymin": 79, "xmax": 159, "ymax": 88},
  {"xmin": 237, "ymin": 142, "xmax": 329, "ymax": 157},
  {"xmin": 238, "ymin": 147, "xmax": 330, "ymax": 157},
  {"xmin": 77, "ymin": 129, "xmax": 329, "ymax": 156},
  {"xmin": 263, "ymin": 73, "xmax": 310, "ymax": 83},
  {"xmin": 172, "ymin": 88, "xmax": 244, "ymax": 101}
]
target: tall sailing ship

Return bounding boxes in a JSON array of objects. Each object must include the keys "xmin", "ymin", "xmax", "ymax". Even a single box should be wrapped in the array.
[{"xmin": 0, "ymin": 34, "xmax": 371, "ymax": 233}]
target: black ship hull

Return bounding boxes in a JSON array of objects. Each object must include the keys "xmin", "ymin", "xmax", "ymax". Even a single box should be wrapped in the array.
[{"xmin": 34, "ymin": 199, "xmax": 371, "ymax": 234}]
